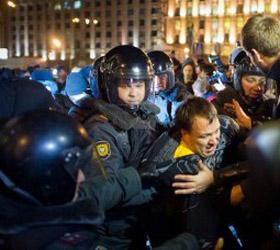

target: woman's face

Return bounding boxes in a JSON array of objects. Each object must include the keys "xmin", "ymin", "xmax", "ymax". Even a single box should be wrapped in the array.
[
  {"xmin": 241, "ymin": 74, "xmax": 266, "ymax": 99},
  {"xmin": 183, "ymin": 65, "xmax": 194, "ymax": 83}
]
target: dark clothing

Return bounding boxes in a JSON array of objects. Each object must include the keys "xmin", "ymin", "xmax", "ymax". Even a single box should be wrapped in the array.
[
  {"xmin": 0, "ymin": 167, "xmax": 142, "ymax": 250},
  {"xmin": 84, "ymin": 99, "xmax": 160, "ymax": 172},
  {"xmin": 142, "ymin": 115, "xmax": 241, "ymax": 246},
  {"xmin": 82, "ymin": 99, "xmax": 160, "ymax": 249},
  {"xmin": 0, "ymin": 78, "xmax": 55, "ymax": 119},
  {"xmin": 212, "ymin": 86, "xmax": 274, "ymax": 125},
  {"xmin": 68, "ymin": 96, "xmax": 95, "ymax": 124},
  {"xmin": 54, "ymin": 93, "xmax": 74, "ymax": 113},
  {"xmin": 267, "ymin": 59, "xmax": 280, "ymax": 89},
  {"xmin": 154, "ymin": 233, "xmax": 199, "ymax": 250},
  {"xmin": 267, "ymin": 59, "xmax": 280, "ymax": 118},
  {"xmin": 182, "ymin": 80, "xmax": 195, "ymax": 95}
]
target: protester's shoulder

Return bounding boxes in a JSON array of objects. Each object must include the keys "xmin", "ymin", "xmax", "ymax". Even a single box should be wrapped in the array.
[{"xmin": 219, "ymin": 114, "xmax": 240, "ymax": 136}]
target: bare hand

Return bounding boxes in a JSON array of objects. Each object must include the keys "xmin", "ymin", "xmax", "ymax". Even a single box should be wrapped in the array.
[
  {"xmin": 232, "ymin": 99, "xmax": 252, "ymax": 129},
  {"xmin": 172, "ymin": 161, "xmax": 214, "ymax": 195},
  {"xmin": 223, "ymin": 102, "xmax": 236, "ymax": 117}
]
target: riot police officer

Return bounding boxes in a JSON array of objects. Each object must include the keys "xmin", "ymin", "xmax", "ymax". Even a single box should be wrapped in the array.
[
  {"xmin": 147, "ymin": 50, "xmax": 191, "ymax": 127},
  {"xmin": 0, "ymin": 110, "xmax": 144, "ymax": 250},
  {"xmin": 84, "ymin": 45, "xmax": 160, "ymax": 172},
  {"xmin": 82, "ymin": 45, "xmax": 161, "ymax": 249}
]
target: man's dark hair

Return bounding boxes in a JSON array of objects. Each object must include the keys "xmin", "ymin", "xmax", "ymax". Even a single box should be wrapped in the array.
[
  {"xmin": 175, "ymin": 97, "xmax": 217, "ymax": 132},
  {"xmin": 199, "ymin": 62, "xmax": 215, "ymax": 77}
]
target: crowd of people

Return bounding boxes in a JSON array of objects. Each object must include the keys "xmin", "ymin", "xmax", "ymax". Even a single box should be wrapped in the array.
[{"xmin": 0, "ymin": 14, "xmax": 280, "ymax": 250}]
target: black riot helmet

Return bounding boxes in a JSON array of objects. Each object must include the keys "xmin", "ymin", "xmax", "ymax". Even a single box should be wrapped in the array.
[
  {"xmin": 98, "ymin": 45, "xmax": 154, "ymax": 108},
  {"xmin": 147, "ymin": 50, "xmax": 175, "ymax": 92},
  {"xmin": 246, "ymin": 122, "xmax": 280, "ymax": 214},
  {"xmin": 232, "ymin": 56, "xmax": 265, "ymax": 93},
  {"xmin": 0, "ymin": 110, "xmax": 91, "ymax": 206},
  {"xmin": 228, "ymin": 47, "xmax": 247, "ymax": 66}
]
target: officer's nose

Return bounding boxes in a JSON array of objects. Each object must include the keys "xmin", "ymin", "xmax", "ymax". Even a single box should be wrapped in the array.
[{"xmin": 128, "ymin": 86, "xmax": 137, "ymax": 96}]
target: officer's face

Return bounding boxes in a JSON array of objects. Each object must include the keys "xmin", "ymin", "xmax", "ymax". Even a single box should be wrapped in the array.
[
  {"xmin": 154, "ymin": 73, "xmax": 168, "ymax": 92},
  {"xmin": 117, "ymin": 79, "xmax": 145, "ymax": 107},
  {"xmin": 241, "ymin": 74, "xmax": 266, "ymax": 99},
  {"xmin": 181, "ymin": 116, "xmax": 220, "ymax": 158}
]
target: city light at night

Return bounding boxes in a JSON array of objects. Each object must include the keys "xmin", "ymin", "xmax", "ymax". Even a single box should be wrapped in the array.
[
  {"xmin": 7, "ymin": 1, "xmax": 16, "ymax": 8},
  {"xmin": 1, "ymin": 0, "xmax": 280, "ymax": 66}
]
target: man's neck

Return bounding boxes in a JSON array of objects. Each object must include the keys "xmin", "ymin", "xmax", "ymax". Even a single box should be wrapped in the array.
[{"xmin": 264, "ymin": 54, "xmax": 280, "ymax": 72}]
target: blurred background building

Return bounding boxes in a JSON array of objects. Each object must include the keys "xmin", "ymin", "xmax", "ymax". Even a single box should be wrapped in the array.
[
  {"xmin": 1, "ymin": 0, "xmax": 280, "ymax": 68},
  {"xmin": 3, "ymin": 0, "xmax": 165, "ymax": 68},
  {"xmin": 165, "ymin": 0, "xmax": 280, "ymax": 60}
]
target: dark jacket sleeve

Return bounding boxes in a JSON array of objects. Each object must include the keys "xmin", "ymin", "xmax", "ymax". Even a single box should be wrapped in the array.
[
  {"xmin": 213, "ymin": 161, "xmax": 250, "ymax": 187},
  {"xmin": 153, "ymin": 232, "xmax": 199, "ymax": 250},
  {"xmin": 78, "ymin": 167, "xmax": 142, "ymax": 211}
]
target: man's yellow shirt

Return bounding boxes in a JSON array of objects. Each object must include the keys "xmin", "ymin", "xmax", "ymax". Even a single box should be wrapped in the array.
[{"xmin": 173, "ymin": 140, "xmax": 194, "ymax": 158}]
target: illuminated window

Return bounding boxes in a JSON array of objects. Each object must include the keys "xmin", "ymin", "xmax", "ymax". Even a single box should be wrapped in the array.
[
  {"xmin": 265, "ymin": 3, "xmax": 270, "ymax": 13},
  {"xmin": 199, "ymin": 2, "xmax": 205, "ymax": 16},
  {"xmin": 212, "ymin": 19, "xmax": 218, "ymax": 30},
  {"xmin": 54, "ymin": 3, "xmax": 61, "ymax": 10},
  {"xmin": 175, "ymin": 20, "xmax": 181, "ymax": 31},
  {"xmin": 225, "ymin": 2, "xmax": 231, "ymax": 15},
  {"xmin": 224, "ymin": 19, "xmax": 230, "ymax": 32},
  {"xmin": 212, "ymin": 0, "xmax": 218, "ymax": 15},
  {"xmin": 237, "ymin": 17, "xmax": 244, "ymax": 30},
  {"xmin": 74, "ymin": 0, "xmax": 82, "ymax": 9},
  {"xmin": 64, "ymin": 1, "xmax": 71, "ymax": 9}
]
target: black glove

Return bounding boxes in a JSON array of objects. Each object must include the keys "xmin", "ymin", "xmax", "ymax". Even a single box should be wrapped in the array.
[{"xmin": 213, "ymin": 161, "xmax": 249, "ymax": 187}]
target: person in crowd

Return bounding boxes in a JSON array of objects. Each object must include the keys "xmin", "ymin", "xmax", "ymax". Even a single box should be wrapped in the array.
[
  {"xmin": 170, "ymin": 50, "xmax": 182, "ymax": 82},
  {"xmin": 241, "ymin": 14, "xmax": 280, "ymax": 118},
  {"xmin": 55, "ymin": 66, "xmax": 68, "ymax": 92},
  {"xmin": 31, "ymin": 68, "xmax": 59, "ymax": 95},
  {"xmin": 55, "ymin": 71, "xmax": 93, "ymax": 116},
  {"xmin": 212, "ymin": 53, "xmax": 274, "ymax": 129},
  {"xmin": 66, "ymin": 71, "xmax": 95, "ymax": 123},
  {"xmin": 0, "ymin": 109, "xmax": 203, "ymax": 250},
  {"xmin": 0, "ymin": 67, "xmax": 15, "ymax": 81},
  {"xmin": 82, "ymin": 45, "xmax": 160, "ymax": 249},
  {"xmin": 224, "ymin": 64, "xmax": 234, "ymax": 83},
  {"xmin": 0, "ymin": 110, "xmax": 148, "ymax": 250},
  {"xmin": 181, "ymin": 58, "xmax": 197, "ymax": 94},
  {"xmin": 148, "ymin": 50, "xmax": 191, "ymax": 127},
  {"xmin": 0, "ymin": 77, "xmax": 55, "ymax": 125},
  {"xmin": 141, "ymin": 97, "xmax": 244, "ymax": 249},
  {"xmin": 84, "ymin": 45, "xmax": 159, "ymax": 171},
  {"xmin": 192, "ymin": 61, "xmax": 216, "ymax": 100}
]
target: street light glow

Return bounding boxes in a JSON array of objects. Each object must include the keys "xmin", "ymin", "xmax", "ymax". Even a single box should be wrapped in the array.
[
  {"xmin": 93, "ymin": 19, "xmax": 99, "ymax": 25},
  {"xmin": 72, "ymin": 17, "xmax": 80, "ymax": 23},
  {"xmin": 7, "ymin": 1, "xmax": 16, "ymax": 8},
  {"xmin": 52, "ymin": 38, "xmax": 62, "ymax": 48}
]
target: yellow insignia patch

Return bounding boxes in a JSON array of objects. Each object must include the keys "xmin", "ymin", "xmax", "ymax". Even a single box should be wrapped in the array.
[{"xmin": 96, "ymin": 141, "xmax": 111, "ymax": 159}]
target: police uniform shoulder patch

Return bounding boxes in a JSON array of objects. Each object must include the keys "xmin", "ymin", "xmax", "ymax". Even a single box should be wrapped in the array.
[{"xmin": 95, "ymin": 141, "xmax": 111, "ymax": 159}]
